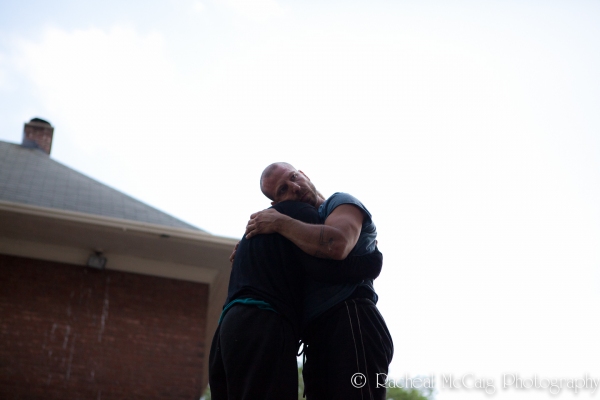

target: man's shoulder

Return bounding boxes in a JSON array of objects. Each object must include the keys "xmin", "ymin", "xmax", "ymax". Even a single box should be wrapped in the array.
[{"xmin": 319, "ymin": 192, "xmax": 372, "ymax": 219}]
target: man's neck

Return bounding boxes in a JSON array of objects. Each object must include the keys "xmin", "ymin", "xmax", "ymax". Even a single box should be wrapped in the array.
[{"xmin": 315, "ymin": 196, "xmax": 325, "ymax": 209}]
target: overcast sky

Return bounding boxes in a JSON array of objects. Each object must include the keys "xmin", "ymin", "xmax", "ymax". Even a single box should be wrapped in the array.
[{"xmin": 1, "ymin": 1, "xmax": 599, "ymax": 398}]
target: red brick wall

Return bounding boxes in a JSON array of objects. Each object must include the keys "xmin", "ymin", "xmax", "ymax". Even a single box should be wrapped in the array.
[{"xmin": 0, "ymin": 254, "xmax": 209, "ymax": 400}]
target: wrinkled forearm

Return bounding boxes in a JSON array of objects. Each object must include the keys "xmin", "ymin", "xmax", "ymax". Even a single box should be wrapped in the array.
[{"xmin": 275, "ymin": 216, "xmax": 353, "ymax": 260}]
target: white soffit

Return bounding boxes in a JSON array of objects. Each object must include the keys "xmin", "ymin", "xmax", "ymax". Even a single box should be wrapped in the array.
[{"xmin": 0, "ymin": 200, "xmax": 238, "ymax": 284}]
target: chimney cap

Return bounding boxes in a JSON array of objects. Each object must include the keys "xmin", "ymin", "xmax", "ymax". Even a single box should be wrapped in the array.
[{"xmin": 29, "ymin": 117, "xmax": 52, "ymax": 126}]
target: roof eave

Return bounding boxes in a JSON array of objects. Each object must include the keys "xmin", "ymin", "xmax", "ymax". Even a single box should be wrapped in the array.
[{"xmin": 0, "ymin": 200, "xmax": 238, "ymax": 283}]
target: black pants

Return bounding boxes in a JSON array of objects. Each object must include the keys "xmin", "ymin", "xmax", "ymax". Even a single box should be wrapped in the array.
[
  {"xmin": 208, "ymin": 305, "xmax": 299, "ymax": 400},
  {"xmin": 303, "ymin": 298, "xmax": 393, "ymax": 400}
]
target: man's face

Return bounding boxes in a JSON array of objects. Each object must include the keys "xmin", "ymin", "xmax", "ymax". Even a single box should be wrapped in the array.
[{"xmin": 262, "ymin": 165, "xmax": 319, "ymax": 207}]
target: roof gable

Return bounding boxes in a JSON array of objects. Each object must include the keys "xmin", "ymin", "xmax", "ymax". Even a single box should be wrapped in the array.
[{"xmin": 0, "ymin": 141, "xmax": 201, "ymax": 231}]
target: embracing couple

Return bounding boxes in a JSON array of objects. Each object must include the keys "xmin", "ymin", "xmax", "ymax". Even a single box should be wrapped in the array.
[{"xmin": 209, "ymin": 162, "xmax": 393, "ymax": 400}]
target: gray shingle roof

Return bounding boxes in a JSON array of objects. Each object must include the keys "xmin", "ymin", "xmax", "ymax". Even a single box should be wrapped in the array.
[{"xmin": 0, "ymin": 141, "xmax": 201, "ymax": 231}]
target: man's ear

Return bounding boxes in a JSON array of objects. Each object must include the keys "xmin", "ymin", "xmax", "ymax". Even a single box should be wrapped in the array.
[
  {"xmin": 298, "ymin": 170, "xmax": 310, "ymax": 180},
  {"xmin": 271, "ymin": 201, "xmax": 275, "ymax": 206}
]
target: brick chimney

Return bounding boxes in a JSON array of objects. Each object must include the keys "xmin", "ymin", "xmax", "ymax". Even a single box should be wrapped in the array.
[{"xmin": 22, "ymin": 118, "xmax": 54, "ymax": 155}]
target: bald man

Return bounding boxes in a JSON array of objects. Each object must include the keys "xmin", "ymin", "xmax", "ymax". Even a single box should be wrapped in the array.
[{"xmin": 245, "ymin": 162, "xmax": 393, "ymax": 400}]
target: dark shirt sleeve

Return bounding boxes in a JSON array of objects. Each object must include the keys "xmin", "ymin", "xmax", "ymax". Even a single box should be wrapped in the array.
[
  {"xmin": 303, "ymin": 247, "xmax": 382, "ymax": 283},
  {"xmin": 274, "ymin": 201, "xmax": 383, "ymax": 284}
]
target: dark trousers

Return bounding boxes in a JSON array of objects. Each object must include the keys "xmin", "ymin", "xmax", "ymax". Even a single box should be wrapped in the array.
[
  {"xmin": 208, "ymin": 305, "xmax": 299, "ymax": 400},
  {"xmin": 303, "ymin": 298, "xmax": 394, "ymax": 400}
]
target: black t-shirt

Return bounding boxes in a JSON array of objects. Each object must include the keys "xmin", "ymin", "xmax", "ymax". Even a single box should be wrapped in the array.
[{"xmin": 225, "ymin": 201, "xmax": 382, "ymax": 335}]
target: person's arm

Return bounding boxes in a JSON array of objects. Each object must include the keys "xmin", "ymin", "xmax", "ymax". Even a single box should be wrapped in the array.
[
  {"xmin": 279, "ymin": 202, "xmax": 381, "ymax": 282},
  {"xmin": 303, "ymin": 247, "xmax": 383, "ymax": 283},
  {"xmin": 245, "ymin": 204, "xmax": 363, "ymax": 260}
]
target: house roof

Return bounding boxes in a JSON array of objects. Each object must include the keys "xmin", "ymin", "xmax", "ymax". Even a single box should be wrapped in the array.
[{"xmin": 0, "ymin": 140, "xmax": 201, "ymax": 231}]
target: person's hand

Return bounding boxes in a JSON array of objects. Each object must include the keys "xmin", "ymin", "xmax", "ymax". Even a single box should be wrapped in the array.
[
  {"xmin": 245, "ymin": 208, "xmax": 284, "ymax": 239},
  {"xmin": 229, "ymin": 241, "xmax": 239, "ymax": 263}
]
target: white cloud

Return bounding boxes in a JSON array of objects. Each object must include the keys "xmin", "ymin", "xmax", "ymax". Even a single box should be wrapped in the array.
[
  {"xmin": 14, "ymin": 26, "xmax": 177, "ymax": 145},
  {"xmin": 193, "ymin": 1, "xmax": 205, "ymax": 13},
  {"xmin": 215, "ymin": 0, "xmax": 283, "ymax": 22}
]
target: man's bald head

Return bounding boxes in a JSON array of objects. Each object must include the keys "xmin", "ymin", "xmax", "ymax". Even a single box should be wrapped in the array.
[
  {"xmin": 260, "ymin": 162, "xmax": 296, "ymax": 200},
  {"xmin": 259, "ymin": 162, "xmax": 324, "ymax": 207}
]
